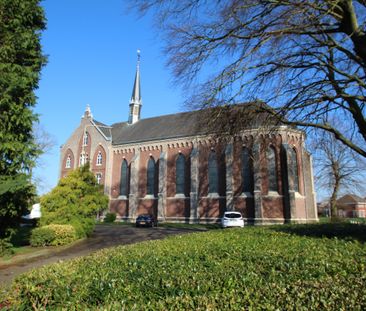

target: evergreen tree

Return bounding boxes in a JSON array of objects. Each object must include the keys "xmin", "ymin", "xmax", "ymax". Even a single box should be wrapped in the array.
[
  {"xmin": 0, "ymin": 0, "xmax": 47, "ymax": 238},
  {"xmin": 40, "ymin": 164, "xmax": 109, "ymax": 238}
]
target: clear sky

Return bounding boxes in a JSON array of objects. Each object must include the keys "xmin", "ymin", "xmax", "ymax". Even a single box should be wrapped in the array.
[{"xmin": 34, "ymin": 0, "xmax": 184, "ymax": 193}]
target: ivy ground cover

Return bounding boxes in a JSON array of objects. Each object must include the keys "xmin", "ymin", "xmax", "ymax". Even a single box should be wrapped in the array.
[{"xmin": 5, "ymin": 224, "xmax": 366, "ymax": 310}]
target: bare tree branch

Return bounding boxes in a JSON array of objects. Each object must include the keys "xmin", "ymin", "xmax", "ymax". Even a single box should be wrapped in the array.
[{"xmin": 129, "ymin": 0, "xmax": 366, "ymax": 157}]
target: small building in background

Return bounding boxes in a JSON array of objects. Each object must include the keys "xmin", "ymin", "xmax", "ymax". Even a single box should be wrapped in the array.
[{"xmin": 336, "ymin": 194, "xmax": 366, "ymax": 218}]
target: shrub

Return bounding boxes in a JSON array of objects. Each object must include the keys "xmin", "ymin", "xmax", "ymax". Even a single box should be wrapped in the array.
[
  {"xmin": 103, "ymin": 213, "xmax": 116, "ymax": 223},
  {"xmin": 30, "ymin": 224, "xmax": 77, "ymax": 247},
  {"xmin": 30, "ymin": 226, "xmax": 55, "ymax": 247},
  {"xmin": 0, "ymin": 238, "xmax": 14, "ymax": 257},
  {"xmin": 8, "ymin": 224, "xmax": 366, "ymax": 310},
  {"xmin": 40, "ymin": 164, "xmax": 109, "ymax": 238}
]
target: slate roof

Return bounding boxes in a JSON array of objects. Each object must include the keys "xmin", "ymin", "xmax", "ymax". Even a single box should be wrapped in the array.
[
  {"xmin": 111, "ymin": 111, "xmax": 209, "ymax": 145},
  {"xmin": 97, "ymin": 102, "xmax": 280, "ymax": 146},
  {"xmin": 93, "ymin": 120, "xmax": 113, "ymax": 140}
]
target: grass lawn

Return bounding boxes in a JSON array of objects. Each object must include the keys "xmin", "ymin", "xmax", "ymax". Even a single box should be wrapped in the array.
[{"xmin": 2, "ymin": 223, "xmax": 366, "ymax": 310}]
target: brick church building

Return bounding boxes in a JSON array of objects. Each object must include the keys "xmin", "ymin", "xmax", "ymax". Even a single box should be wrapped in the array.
[{"xmin": 59, "ymin": 55, "xmax": 317, "ymax": 224}]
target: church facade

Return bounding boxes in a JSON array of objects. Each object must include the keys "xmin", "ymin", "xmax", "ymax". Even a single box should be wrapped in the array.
[{"xmin": 59, "ymin": 58, "xmax": 317, "ymax": 224}]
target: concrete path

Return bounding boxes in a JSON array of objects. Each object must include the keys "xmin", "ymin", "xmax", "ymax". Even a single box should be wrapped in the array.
[{"xmin": 0, "ymin": 224, "xmax": 204, "ymax": 288}]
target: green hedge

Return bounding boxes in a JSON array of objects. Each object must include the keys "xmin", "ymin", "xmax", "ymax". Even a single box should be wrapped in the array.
[
  {"xmin": 30, "ymin": 224, "xmax": 77, "ymax": 246},
  {"xmin": 7, "ymin": 225, "xmax": 366, "ymax": 310}
]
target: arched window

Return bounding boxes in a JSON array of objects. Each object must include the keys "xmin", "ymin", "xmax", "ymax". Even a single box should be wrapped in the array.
[
  {"xmin": 79, "ymin": 153, "xmax": 84, "ymax": 166},
  {"xmin": 289, "ymin": 148, "xmax": 299, "ymax": 192},
  {"xmin": 79, "ymin": 153, "xmax": 88, "ymax": 166},
  {"xmin": 176, "ymin": 153, "xmax": 185, "ymax": 195},
  {"xmin": 208, "ymin": 150, "xmax": 218, "ymax": 193},
  {"xmin": 96, "ymin": 173, "xmax": 102, "ymax": 184},
  {"xmin": 83, "ymin": 132, "xmax": 89, "ymax": 146},
  {"xmin": 147, "ymin": 157, "xmax": 156, "ymax": 195},
  {"xmin": 96, "ymin": 151, "xmax": 102, "ymax": 166},
  {"xmin": 65, "ymin": 155, "xmax": 71, "ymax": 168},
  {"xmin": 242, "ymin": 147, "xmax": 254, "ymax": 193},
  {"xmin": 120, "ymin": 159, "xmax": 129, "ymax": 196},
  {"xmin": 267, "ymin": 146, "xmax": 278, "ymax": 192}
]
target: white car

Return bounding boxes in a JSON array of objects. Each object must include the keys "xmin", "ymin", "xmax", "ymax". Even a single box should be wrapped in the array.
[{"xmin": 221, "ymin": 211, "xmax": 244, "ymax": 228}]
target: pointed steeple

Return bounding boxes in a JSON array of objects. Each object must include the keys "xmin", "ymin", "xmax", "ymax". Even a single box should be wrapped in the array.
[{"xmin": 128, "ymin": 50, "xmax": 142, "ymax": 124}]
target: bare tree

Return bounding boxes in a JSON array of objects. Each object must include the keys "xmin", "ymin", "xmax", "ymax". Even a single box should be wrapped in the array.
[
  {"xmin": 31, "ymin": 123, "xmax": 56, "ymax": 192},
  {"xmin": 311, "ymin": 129, "xmax": 366, "ymax": 218},
  {"xmin": 130, "ymin": 0, "xmax": 366, "ymax": 157}
]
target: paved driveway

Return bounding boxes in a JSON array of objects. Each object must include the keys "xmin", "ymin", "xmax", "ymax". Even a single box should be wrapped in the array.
[{"xmin": 0, "ymin": 224, "xmax": 205, "ymax": 288}]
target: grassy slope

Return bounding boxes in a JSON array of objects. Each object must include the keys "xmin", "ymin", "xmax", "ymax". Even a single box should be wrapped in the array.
[{"xmin": 4, "ymin": 224, "xmax": 366, "ymax": 310}]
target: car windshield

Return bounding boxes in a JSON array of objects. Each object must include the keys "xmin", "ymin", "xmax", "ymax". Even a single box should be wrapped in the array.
[
  {"xmin": 224, "ymin": 213, "xmax": 242, "ymax": 219},
  {"xmin": 137, "ymin": 215, "xmax": 151, "ymax": 220}
]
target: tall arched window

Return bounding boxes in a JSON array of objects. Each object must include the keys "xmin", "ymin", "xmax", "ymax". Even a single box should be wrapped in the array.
[
  {"xmin": 79, "ymin": 153, "xmax": 88, "ymax": 166},
  {"xmin": 65, "ymin": 155, "xmax": 71, "ymax": 168},
  {"xmin": 242, "ymin": 147, "xmax": 254, "ymax": 193},
  {"xmin": 176, "ymin": 153, "xmax": 185, "ymax": 195},
  {"xmin": 289, "ymin": 148, "xmax": 299, "ymax": 192},
  {"xmin": 83, "ymin": 132, "xmax": 89, "ymax": 146},
  {"xmin": 120, "ymin": 159, "xmax": 129, "ymax": 196},
  {"xmin": 147, "ymin": 157, "xmax": 156, "ymax": 195},
  {"xmin": 96, "ymin": 173, "xmax": 102, "ymax": 184},
  {"xmin": 96, "ymin": 152, "xmax": 102, "ymax": 166},
  {"xmin": 208, "ymin": 150, "xmax": 218, "ymax": 193},
  {"xmin": 267, "ymin": 146, "xmax": 278, "ymax": 192}
]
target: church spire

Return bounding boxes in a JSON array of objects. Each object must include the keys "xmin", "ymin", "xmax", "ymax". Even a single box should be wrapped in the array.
[{"xmin": 128, "ymin": 50, "xmax": 142, "ymax": 124}]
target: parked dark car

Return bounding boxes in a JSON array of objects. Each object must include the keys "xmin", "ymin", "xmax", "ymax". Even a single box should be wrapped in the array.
[{"xmin": 135, "ymin": 214, "xmax": 158, "ymax": 227}]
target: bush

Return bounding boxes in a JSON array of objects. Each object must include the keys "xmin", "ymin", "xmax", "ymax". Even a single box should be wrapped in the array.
[
  {"xmin": 30, "ymin": 226, "xmax": 55, "ymax": 246},
  {"xmin": 103, "ymin": 213, "xmax": 116, "ymax": 223},
  {"xmin": 0, "ymin": 238, "xmax": 14, "ymax": 257},
  {"xmin": 8, "ymin": 224, "xmax": 366, "ymax": 310},
  {"xmin": 30, "ymin": 224, "xmax": 77, "ymax": 247},
  {"xmin": 40, "ymin": 164, "xmax": 109, "ymax": 238}
]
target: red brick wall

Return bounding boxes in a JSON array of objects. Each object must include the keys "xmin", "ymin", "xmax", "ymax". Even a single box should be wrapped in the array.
[
  {"xmin": 110, "ymin": 200, "xmax": 128, "ymax": 217},
  {"xmin": 77, "ymin": 131, "xmax": 92, "ymax": 166},
  {"xmin": 91, "ymin": 145, "xmax": 106, "ymax": 185},
  {"xmin": 60, "ymin": 148, "xmax": 75, "ymax": 178},
  {"xmin": 262, "ymin": 196, "xmax": 284, "ymax": 218},
  {"xmin": 106, "ymin": 132, "xmax": 311, "ymax": 223},
  {"xmin": 166, "ymin": 198, "xmax": 190, "ymax": 218}
]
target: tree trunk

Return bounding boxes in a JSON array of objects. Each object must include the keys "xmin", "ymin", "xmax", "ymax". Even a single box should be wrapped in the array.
[{"xmin": 329, "ymin": 179, "xmax": 340, "ymax": 220}]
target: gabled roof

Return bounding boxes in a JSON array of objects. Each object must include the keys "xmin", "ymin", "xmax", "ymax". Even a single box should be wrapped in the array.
[
  {"xmin": 101, "ymin": 102, "xmax": 283, "ymax": 146},
  {"xmin": 337, "ymin": 194, "xmax": 366, "ymax": 204},
  {"xmin": 93, "ymin": 120, "xmax": 112, "ymax": 140}
]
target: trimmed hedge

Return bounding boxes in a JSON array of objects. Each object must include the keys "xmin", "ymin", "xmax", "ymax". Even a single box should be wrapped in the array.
[
  {"xmin": 30, "ymin": 224, "xmax": 77, "ymax": 246},
  {"xmin": 7, "ymin": 225, "xmax": 366, "ymax": 310}
]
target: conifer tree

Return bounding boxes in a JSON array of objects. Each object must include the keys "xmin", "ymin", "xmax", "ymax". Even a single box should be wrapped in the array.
[
  {"xmin": 0, "ymin": 0, "xmax": 47, "ymax": 238},
  {"xmin": 40, "ymin": 164, "xmax": 109, "ymax": 238}
]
